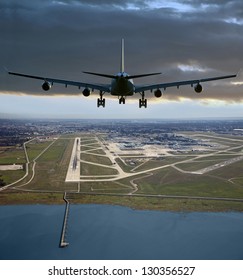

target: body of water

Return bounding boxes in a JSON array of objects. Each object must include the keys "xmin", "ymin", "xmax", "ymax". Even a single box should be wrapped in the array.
[{"xmin": 0, "ymin": 204, "xmax": 243, "ymax": 260}]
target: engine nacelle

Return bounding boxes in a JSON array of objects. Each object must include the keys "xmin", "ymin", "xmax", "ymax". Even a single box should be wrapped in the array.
[
  {"xmin": 154, "ymin": 89, "xmax": 162, "ymax": 98},
  {"xmin": 82, "ymin": 88, "xmax": 91, "ymax": 97},
  {"xmin": 42, "ymin": 81, "xmax": 51, "ymax": 91},
  {"xmin": 194, "ymin": 83, "xmax": 203, "ymax": 93}
]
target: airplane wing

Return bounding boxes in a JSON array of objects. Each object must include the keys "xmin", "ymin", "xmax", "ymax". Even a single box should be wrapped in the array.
[
  {"xmin": 134, "ymin": 74, "xmax": 237, "ymax": 93},
  {"xmin": 8, "ymin": 71, "xmax": 111, "ymax": 93}
]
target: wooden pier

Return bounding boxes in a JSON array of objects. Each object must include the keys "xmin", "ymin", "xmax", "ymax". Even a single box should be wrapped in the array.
[{"xmin": 59, "ymin": 192, "xmax": 70, "ymax": 248}]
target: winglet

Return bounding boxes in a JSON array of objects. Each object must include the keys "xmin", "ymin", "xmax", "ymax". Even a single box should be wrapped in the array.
[
  {"xmin": 3, "ymin": 66, "xmax": 9, "ymax": 73},
  {"xmin": 237, "ymin": 68, "xmax": 242, "ymax": 77}
]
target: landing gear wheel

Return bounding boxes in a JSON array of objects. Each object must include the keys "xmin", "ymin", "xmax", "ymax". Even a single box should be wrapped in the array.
[
  {"xmin": 139, "ymin": 92, "xmax": 147, "ymax": 108},
  {"xmin": 97, "ymin": 91, "xmax": 105, "ymax": 108},
  {"xmin": 97, "ymin": 98, "xmax": 105, "ymax": 107},
  {"xmin": 119, "ymin": 97, "xmax": 125, "ymax": 104},
  {"xmin": 139, "ymin": 98, "xmax": 147, "ymax": 108}
]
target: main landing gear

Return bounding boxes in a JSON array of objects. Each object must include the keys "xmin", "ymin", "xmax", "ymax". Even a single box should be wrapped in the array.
[
  {"xmin": 119, "ymin": 97, "xmax": 125, "ymax": 104},
  {"xmin": 97, "ymin": 92, "xmax": 148, "ymax": 108},
  {"xmin": 139, "ymin": 92, "xmax": 147, "ymax": 108},
  {"xmin": 97, "ymin": 91, "xmax": 105, "ymax": 108}
]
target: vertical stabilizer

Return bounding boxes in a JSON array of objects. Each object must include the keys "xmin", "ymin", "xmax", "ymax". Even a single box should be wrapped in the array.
[{"xmin": 120, "ymin": 38, "xmax": 125, "ymax": 73}]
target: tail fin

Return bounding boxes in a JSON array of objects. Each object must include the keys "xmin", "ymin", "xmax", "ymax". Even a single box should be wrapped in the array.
[{"xmin": 120, "ymin": 38, "xmax": 125, "ymax": 73}]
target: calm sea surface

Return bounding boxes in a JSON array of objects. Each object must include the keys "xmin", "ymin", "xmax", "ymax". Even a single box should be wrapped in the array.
[{"xmin": 0, "ymin": 204, "xmax": 243, "ymax": 260}]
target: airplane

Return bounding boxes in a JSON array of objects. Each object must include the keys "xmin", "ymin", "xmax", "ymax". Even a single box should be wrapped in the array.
[{"xmin": 8, "ymin": 39, "xmax": 237, "ymax": 108}]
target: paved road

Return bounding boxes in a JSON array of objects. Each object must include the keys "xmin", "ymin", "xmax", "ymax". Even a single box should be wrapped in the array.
[{"xmin": 1, "ymin": 138, "xmax": 58, "ymax": 191}]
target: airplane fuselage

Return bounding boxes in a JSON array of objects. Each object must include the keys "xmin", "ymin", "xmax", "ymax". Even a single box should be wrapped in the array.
[{"xmin": 110, "ymin": 72, "xmax": 134, "ymax": 96}]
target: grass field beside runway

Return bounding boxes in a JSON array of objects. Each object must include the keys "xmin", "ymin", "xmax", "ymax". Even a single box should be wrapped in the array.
[{"xmin": 1, "ymin": 132, "xmax": 243, "ymax": 211}]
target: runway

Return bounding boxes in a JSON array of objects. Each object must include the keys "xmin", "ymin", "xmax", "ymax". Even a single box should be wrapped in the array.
[{"xmin": 65, "ymin": 137, "xmax": 80, "ymax": 182}]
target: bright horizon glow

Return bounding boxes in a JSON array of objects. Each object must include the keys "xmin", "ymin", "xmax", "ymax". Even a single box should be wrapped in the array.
[{"xmin": 1, "ymin": 93, "xmax": 243, "ymax": 119}]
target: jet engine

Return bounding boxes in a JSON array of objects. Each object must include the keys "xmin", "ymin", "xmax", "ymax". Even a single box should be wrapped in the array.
[
  {"xmin": 194, "ymin": 83, "xmax": 203, "ymax": 93},
  {"xmin": 42, "ymin": 81, "xmax": 51, "ymax": 91},
  {"xmin": 154, "ymin": 89, "xmax": 162, "ymax": 98},
  {"xmin": 82, "ymin": 88, "xmax": 91, "ymax": 97}
]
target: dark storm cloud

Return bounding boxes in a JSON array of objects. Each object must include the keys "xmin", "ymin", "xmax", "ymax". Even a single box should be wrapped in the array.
[{"xmin": 0, "ymin": 0, "xmax": 242, "ymax": 102}]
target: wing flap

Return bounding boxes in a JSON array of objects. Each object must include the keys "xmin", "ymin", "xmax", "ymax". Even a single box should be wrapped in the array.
[
  {"xmin": 8, "ymin": 71, "xmax": 111, "ymax": 93},
  {"xmin": 135, "ymin": 74, "xmax": 237, "ymax": 93}
]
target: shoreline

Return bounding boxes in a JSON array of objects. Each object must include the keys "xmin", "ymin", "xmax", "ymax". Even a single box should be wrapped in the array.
[{"xmin": 1, "ymin": 191, "xmax": 243, "ymax": 212}]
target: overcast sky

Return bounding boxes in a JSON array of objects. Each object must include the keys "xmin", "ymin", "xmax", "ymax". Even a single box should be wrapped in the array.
[{"xmin": 0, "ymin": 0, "xmax": 243, "ymax": 119}]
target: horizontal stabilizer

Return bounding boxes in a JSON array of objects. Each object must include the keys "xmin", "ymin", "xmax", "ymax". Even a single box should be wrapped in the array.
[
  {"xmin": 127, "ymin": 72, "xmax": 161, "ymax": 79},
  {"xmin": 83, "ymin": 71, "xmax": 116, "ymax": 79},
  {"xmin": 83, "ymin": 71, "xmax": 162, "ymax": 80}
]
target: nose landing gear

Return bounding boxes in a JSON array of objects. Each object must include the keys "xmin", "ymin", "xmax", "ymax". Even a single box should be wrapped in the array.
[{"xmin": 119, "ymin": 97, "xmax": 126, "ymax": 104}]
